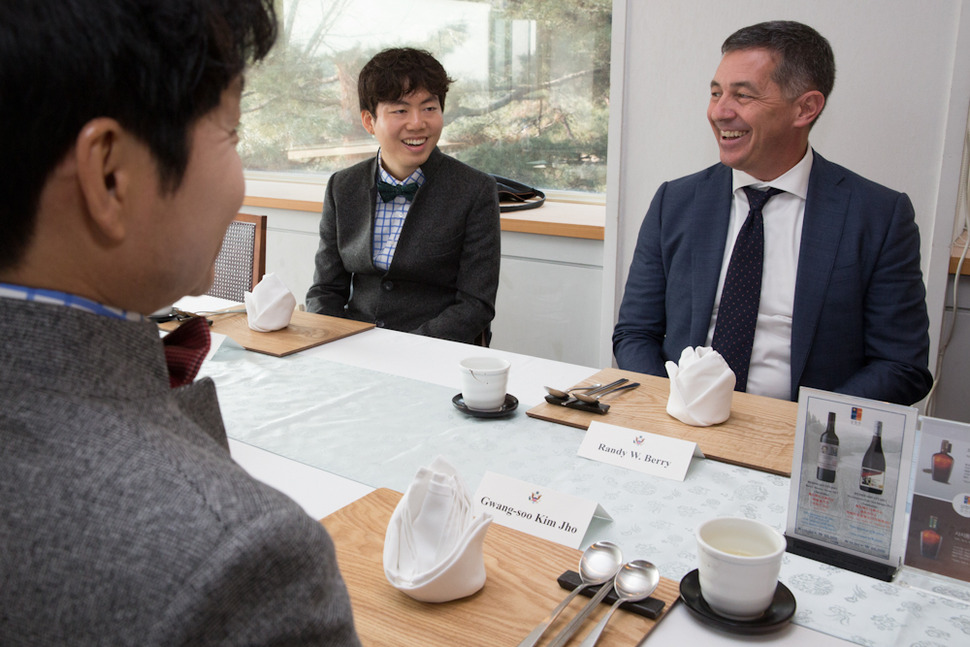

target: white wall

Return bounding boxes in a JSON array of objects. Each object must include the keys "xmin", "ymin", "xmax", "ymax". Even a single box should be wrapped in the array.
[{"xmin": 601, "ymin": 0, "xmax": 970, "ymax": 377}]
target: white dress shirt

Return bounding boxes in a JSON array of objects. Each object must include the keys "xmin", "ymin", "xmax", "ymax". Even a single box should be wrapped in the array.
[{"xmin": 705, "ymin": 147, "xmax": 814, "ymax": 399}]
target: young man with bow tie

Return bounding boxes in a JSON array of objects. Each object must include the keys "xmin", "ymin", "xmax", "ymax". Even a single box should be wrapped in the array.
[
  {"xmin": 306, "ymin": 48, "xmax": 501, "ymax": 345},
  {"xmin": 0, "ymin": 1, "xmax": 360, "ymax": 643},
  {"xmin": 612, "ymin": 21, "xmax": 932, "ymax": 406}
]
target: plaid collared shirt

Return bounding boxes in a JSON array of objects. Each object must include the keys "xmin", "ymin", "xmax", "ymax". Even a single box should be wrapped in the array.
[
  {"xmin": 373, "ymin": 151, "xmax": 425, "ymax": 271},
  {"xmin": 0, "ymin": 283, "xmax": 143, "ymax": 321}
]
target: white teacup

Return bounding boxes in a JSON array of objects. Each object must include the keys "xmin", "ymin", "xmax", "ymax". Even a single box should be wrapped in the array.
[
  {"xmin": 459, "ymin": 357, "xmax": 510, "ymax": 411},
  {"xmin": 696, "ymin": 517, "xmax": 785, "ymax": 620}
]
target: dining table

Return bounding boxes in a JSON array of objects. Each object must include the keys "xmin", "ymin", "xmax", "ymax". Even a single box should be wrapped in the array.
[{"xmin": 178, "ymin": 295, "xmax": 968, "ymax": 646}]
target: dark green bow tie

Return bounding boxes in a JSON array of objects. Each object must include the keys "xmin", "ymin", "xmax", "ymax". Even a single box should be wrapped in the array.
[{"xmin": 376, "ymin": 180, "xmax": 419, "ymax": 202}]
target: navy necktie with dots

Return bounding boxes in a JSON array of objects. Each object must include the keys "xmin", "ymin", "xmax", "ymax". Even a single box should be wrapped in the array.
[{"xmin": 711, "ymin": 186, "xmax": 783, "ymax": 392}]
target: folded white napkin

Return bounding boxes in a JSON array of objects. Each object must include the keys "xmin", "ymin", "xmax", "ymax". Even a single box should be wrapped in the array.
[
  {"xmin": 383, "ymin": 456, "xmax": 492, "ymax": 603},
  {"xmin": 665, "ymin": 346, "xmax": 735, "ymax": 426},
  {"xmin": 243, "ymin": 273, "xmax": 296, "ymax": 332}
]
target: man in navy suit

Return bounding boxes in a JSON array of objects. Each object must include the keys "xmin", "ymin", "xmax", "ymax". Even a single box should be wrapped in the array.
[{"xmin": 612, "ymin": 21, "xmax": 932, "ymax": 405}]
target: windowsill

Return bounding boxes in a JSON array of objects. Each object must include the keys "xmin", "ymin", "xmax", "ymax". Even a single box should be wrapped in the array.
[{"xmin": 243, "ymin": 171, "xmax": 605, "ymax": 241}]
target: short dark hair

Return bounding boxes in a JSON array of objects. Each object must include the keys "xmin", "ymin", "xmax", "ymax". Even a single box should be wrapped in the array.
[
  {"xmin": 0, "ymin": 0, "xmax": 277, "ymax": 271},
  {"xmin": 357, "ymin": 48, "xmax": 454, "ymax": 116},
  {"xmin": 722, "ymin": 21, "xmax": 835, "ymax": 103}
]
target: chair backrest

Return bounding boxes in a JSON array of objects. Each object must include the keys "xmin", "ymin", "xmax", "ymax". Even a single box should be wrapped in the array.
[{"xmin": 206, "ymin": 213, "xmax": 267, "ymax": 302}]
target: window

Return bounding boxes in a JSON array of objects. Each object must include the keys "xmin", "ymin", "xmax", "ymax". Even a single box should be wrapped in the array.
[{"xmin": 241, "ymin": 0, "xmax": 612, "ymax": 194}]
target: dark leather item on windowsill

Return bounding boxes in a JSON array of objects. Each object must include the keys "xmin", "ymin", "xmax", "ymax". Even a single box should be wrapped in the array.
[{"xmin": 492, "ymin": 175, "xmax": 546, "ymax": 212}]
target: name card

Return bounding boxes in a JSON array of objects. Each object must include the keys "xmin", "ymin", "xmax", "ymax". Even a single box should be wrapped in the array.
[
  {"xmin": 577, "ymin": 421, "xmax": 700, "ymax": 481},
  {"xmin": 474, "ymin": 472, "xmax": 611, "ymax": 549}
]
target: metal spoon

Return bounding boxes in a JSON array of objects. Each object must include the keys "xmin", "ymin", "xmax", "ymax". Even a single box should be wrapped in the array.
[
  {"xmin": 545, "ymin": 378, "xmax": 627, "ymax": 401},
  {"xmin": 543, "ymin": 383, "xmax": 602, "ymax": 399},
  {"xmin": 574, "ymin": 382, "xmax": 640, "ymax": 404},
  {"xmin": 576, "ymin": 560, "xmax": 660, "ymax": 647},
  {"xmin": 517, "ymin": 541, "xmax": 623, "ymax": 647}
]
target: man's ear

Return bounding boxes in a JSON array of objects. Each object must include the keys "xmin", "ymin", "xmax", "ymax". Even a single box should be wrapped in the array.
[
  {"xmin": 361, "ymin": 110, "xmax": 377, "ymax": 135},
  {"xmin": 74, "ymin": 118, "xmax": 130, "ymax": 243},
  {"xmin": 793, "ymin": 90, "xmax": 825, "ymax": 128}
]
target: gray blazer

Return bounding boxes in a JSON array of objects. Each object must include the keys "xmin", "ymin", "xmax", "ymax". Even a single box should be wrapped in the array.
[
  {"xmin": 305, "ymin": 148, "xmax": 501, "ymax": 344},
  {"xmin": 0, "ymin": 298, "xmax": 360, "ymax": 646}
]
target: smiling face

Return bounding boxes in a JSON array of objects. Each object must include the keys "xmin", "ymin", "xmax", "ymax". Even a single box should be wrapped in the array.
[
  {"xmin": 707, "ymin": 48, "xmax": 811, "ymax": 181},
  {"xmin": 361, "ymin": 87, "xmax": 443, "ymax": 181}
]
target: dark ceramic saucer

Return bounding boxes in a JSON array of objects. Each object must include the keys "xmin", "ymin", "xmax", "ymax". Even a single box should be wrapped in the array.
[
  {"xmin": 452, "ymin": 393, "xmax": 518, "ymax": 418},
  {"xmin": 679, "ymin": 569, "xmax": 796, "ymax": 635}
]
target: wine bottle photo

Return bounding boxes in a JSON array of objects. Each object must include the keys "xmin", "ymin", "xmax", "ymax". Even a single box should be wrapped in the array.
[
  {"xmin": 860, "ymin": 421, "xmax": 886, "ymax": 494},
  {"xmin": 817, "ymin": 411, "xmax": 839, "ymax": 483}
]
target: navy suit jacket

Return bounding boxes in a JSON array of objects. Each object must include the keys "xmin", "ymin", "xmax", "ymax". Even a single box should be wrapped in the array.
[
  {"xmin": 306, "ymin": 148, "xmax": 500, "ymax": 344},
  {"xmin": 613, "ymin": 153, "xmax": 932, "ymax": 405}
]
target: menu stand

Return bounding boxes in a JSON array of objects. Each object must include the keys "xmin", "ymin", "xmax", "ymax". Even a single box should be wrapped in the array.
[
  {"xmin": 785, "ymin": 389, "xmax": 918, "ymax": 586},
  {"xmin": 785, "ymin": 536, "xmax": 898, "ymax": 582}
]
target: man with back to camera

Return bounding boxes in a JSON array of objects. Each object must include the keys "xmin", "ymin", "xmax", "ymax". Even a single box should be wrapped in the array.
[
  {"xmin": 612, "ymin": 20, "xmax": 932, "ymax": 406},
  {"xmin": 305, "ymin": 47, "xmax": 501, "ymax": 345},
  {"xmin": 0, "ymin": 1, "xmax": 360, "ymax": 644}
]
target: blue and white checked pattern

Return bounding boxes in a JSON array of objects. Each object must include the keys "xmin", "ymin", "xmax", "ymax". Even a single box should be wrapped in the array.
[
  {"xmin": 0, "ymin": 283, "xmax": 143, "ymax": 322},
  {"xmin": 372, "ymin": 153, "xmax": 425, "ymax": 271}
]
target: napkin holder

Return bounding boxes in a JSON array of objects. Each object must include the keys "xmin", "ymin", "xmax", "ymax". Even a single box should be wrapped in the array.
[
  {"xmin": 383, "ymin": 457, "xmax": 492, "ymax": 603},
  {"xmin": 244, "ymin": 272, "xmax": 296, "ymax": 332},
  {"xmin": 665, "ymin": 346, "xmax": 734, "ymax": 426}
]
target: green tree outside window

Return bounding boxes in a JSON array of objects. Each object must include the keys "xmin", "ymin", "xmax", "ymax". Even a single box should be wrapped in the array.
[{"xmin": 241, "ymin": 0, "xmax": 611, "ymax": 194}]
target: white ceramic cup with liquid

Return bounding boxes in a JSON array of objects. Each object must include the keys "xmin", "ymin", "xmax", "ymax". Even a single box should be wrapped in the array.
[
  {"xmin": 459, "ymin": 357, "xmax": 510, "ymax": 411},
  {"xmin": 695, "ymin": 517, "xmax": 785, "ymax": 620}
]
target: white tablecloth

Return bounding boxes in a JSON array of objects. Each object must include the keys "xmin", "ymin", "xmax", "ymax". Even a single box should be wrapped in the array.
[{"xmin": 182, "ymin": 297, "xmax": 967, "ymax": 646}]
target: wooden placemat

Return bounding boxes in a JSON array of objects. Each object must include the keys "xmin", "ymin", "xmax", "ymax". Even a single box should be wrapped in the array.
[
  {"xmin": 527, "ymin": 368, "xmax": 797, "ymax": 476},
  {"xmin": 162, "ymin": 309, "xmax": 374, "ymax": 356},
  {"xmin": 322, "ymin": 488, "xmax": 679, "ymax": 646}
]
